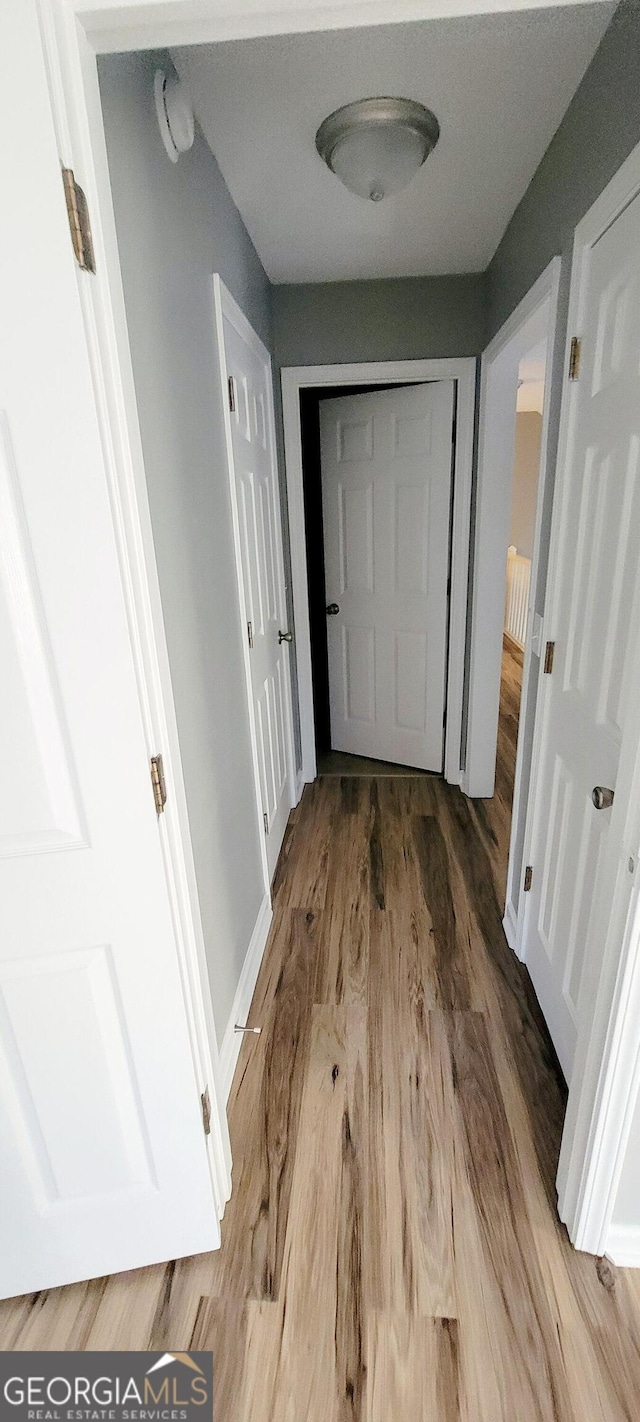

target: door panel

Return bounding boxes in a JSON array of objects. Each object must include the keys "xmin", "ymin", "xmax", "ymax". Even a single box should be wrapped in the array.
[
  {"xmin": 320, "ymin": 382, "xmax": 454, "ymax": 770},
  {"xmin": 0, "ymin": 422, "xmax": 85, "ymax": 856},
  {"xmin": 0, "ymin": 945, "xmax": 152, "ymax": 1203},
  {"xmin": 222, "ymin": 305, "xmax": 294, "ymax": 880},
  {"xmin": 523, "ymin": 189, "xmax": 640, "ymax": 1081},
  {"xmin": 0, "ymin": 0, "xmax": 217, "ymax": 1297}
]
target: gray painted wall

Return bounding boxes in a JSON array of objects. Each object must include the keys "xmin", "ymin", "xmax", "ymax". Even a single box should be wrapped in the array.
[
  {"xmin": 272, "ymin": 275, "xmax": 488, "ymax": 367},
  {"xmin": 488, "ymin": 0, "xmax": 640, "ymax": 337},
  {"xmin": 98, "ymin": 49, "xmax": 269, "ymax": 1040}
]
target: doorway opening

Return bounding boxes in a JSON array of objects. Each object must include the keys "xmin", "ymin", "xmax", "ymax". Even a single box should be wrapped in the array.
[
  {"xmin": 498, "ymin": 340, "xmax": 547, "ymax": 871},
  {"xmin": 466, "ymin": 261, "xmax": 560, "ymax": 956},
  {"xmin": 281, "ymin": 359, "xmax": 476, "ymax": 789},
  {"xmin": 300, "ymin": 381, "xmax": 449, "ymax": 777}
]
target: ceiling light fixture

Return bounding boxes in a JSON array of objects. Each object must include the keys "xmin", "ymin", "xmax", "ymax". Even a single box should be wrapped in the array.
[{"xmin": 315, "ymin": 96, "xmax": 440, "ymax": 203}]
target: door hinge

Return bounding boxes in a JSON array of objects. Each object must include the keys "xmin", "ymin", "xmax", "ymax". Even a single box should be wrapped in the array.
[
  {"xmin": 200, "ymin": 1086, "xmax": 211, "ymax": 1136},
  {"xmin": 150, "ymin": 753, "xmax": 167, "ymax": 815},
  {"xmin": 62, "ymin": 168, "xmax": 96, "ymax": 274},
  {"xmin": 524, "ymin": 865, "xmax": 533, "ymax": 892},
  {"xmin": 247, "ymin": 620, "xmax": 254, "ymax": 649},
  {"xmin": 544, "ymin": 640, "xmax": 555, "ymax": 674},
  {"xmin": 228, "ymin": 375, "xmax": 236, "ymax": 413},
  {"xmin": 263, "ymin": 811, "xmax": 269, "ymax": 834},
  {"xmin": 568, "ymin": 336, "xmax": 581, "ymax": 381}
]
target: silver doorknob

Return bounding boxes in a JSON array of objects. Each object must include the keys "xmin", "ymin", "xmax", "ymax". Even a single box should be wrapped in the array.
[
  {"xmin": 326, "ymin": 603, "xmax": 340, "ymax": 615},
  {"xmin": 278, "ymin": 629, "xmax": 293, "ymax": 644},
  {"xmin": 592, "ymin": 786, "xmax": 615, "ymax": 810}
]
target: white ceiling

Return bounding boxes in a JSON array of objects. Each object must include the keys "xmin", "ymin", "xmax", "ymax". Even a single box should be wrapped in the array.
[{"xmin": 172, "ymin": 3, "xmax": 613, "ymax": 284}]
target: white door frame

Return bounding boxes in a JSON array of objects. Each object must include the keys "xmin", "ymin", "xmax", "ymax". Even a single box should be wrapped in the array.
[
  {"xmin": 60, "ymin": 0, "xmax": 601, "ymax": 52},
  {"xmin": 463, "ymin": 257, "xmax": 560, "ymax": 804},
  {"xmin": 281, "ymin": 359, "xmax": 476, "ymax": 785},
  {"xmin": 516, "ymin": 138, "xmax": 640, "ymax": 1260},
  {"xmin": 212, "ymin": 273, "xmax": 297, "ymax": 884}
]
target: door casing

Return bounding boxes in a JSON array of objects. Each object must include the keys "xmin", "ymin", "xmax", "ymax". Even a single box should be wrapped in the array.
[{"xmin": 281, "ymin": 359, "xmax": 476, "ymax": 787}]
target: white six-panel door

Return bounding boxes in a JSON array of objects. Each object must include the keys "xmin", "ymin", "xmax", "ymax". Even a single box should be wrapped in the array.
[
  {"xmin": 0, "ymin": 0, "xmax": 217, "ymax": 1298},
  {"xmin": 522, "ymin": 186, "xmax": 640, "ymax": 1083},
  {"xmin": 320, "ymin": 382, "xmax": 454, "ymax": 770},
  {"xmin": 218, "ymin": 286, "xmax": 295, "ymax": 882}
]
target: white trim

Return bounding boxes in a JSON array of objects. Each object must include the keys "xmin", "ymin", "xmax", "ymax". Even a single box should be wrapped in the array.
[
  {"xmin": 40, "ymin": 0, "xmax": 234, "ymax": 1217},
  {"xmin": 218, "ymin": 891, "xmax": 273, "ymax": 1102},
  {"xmin": 605, "ymin": 1225, "xmax": 640, "ymax": 1270},
  {"xmin": 281, "ymin": 359, "xmax": 476, "ymax": 786},
  {"xmin": 522, "ymin": 136, "xmax": 640, "ymax": 1255},
  {"xmin": 463, "ymin": 257, "xmax": 560, "ymax": 800},
  {"xmin": 71, "ymin": 0, "xmax": 612, "ymax": 55},
  {"xmin": 502, "ymin": 898, "xmax": 518, "ymax": 954},
  {"xmin": 211, "ymin": 275, "xmax": 297, "ymax": 892}
]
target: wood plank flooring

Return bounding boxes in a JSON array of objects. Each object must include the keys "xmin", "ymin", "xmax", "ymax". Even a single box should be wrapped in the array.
[{"xmin": 3, "ymin": 645, "xmax": 640, "ymax": 1419}]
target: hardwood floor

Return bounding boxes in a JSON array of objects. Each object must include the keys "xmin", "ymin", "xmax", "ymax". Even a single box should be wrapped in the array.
[{"xmin": 3, "ymin": 643, "xmax": 640, "ymax": 1420}]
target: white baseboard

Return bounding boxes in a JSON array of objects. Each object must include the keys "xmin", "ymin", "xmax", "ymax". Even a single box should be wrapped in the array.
[
  {"xmin": 294, "ymin": 766, "xmax": 305, "ymax": 805},
  {"xmin": 218, "ymin": 891, "xmax": 272, "ymax": 1103},
  {"xmin": 503, "ymin": 629, "xmax": 525, "ymax": 654},
  {"xmin": 503, "ymin": 899, "xmax": 518, "ymax": 953},
  {"xmin": 605, "ymin": 1223, "xmax": 640, "ymax": 1268}
]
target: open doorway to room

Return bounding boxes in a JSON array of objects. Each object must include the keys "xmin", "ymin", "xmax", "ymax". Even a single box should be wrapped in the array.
[
  {"xmin": 465, "ymin": 260, "xmax": 560, "ymax": 953},
  {"xmin": 300, "ymin": 381, "xmax": 453, "ymax": 778},
  {"xmin": 498, "ymin": 342, "xmax": 546, "ymax": 847},
  {"xmin": 282, "ymin": 359, "xmax": 476, "ymax": 789}
]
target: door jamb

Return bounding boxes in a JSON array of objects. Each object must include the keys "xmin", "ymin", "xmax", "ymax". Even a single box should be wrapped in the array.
[
  {"xmin": 281, "ymin": 359, "xmax": 476, "ymax": 786},
  {"xmin": 211, "ymin": 273, "xmax": 297, "ymax": 884}
]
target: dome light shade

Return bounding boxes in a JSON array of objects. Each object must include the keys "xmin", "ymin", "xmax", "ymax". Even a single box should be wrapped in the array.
[
  {"xmin": 154, "ymin": 69, "xmax": 195, "ymax": 163},
  {"xmin": 316, "ymin": 97, "xmax": 440, "ymax": 202}
]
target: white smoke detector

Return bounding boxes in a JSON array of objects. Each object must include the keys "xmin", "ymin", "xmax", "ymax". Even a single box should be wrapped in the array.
[{"xmin": 154, "ymin": 70, "xmax": 195, "ymax": 164}]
